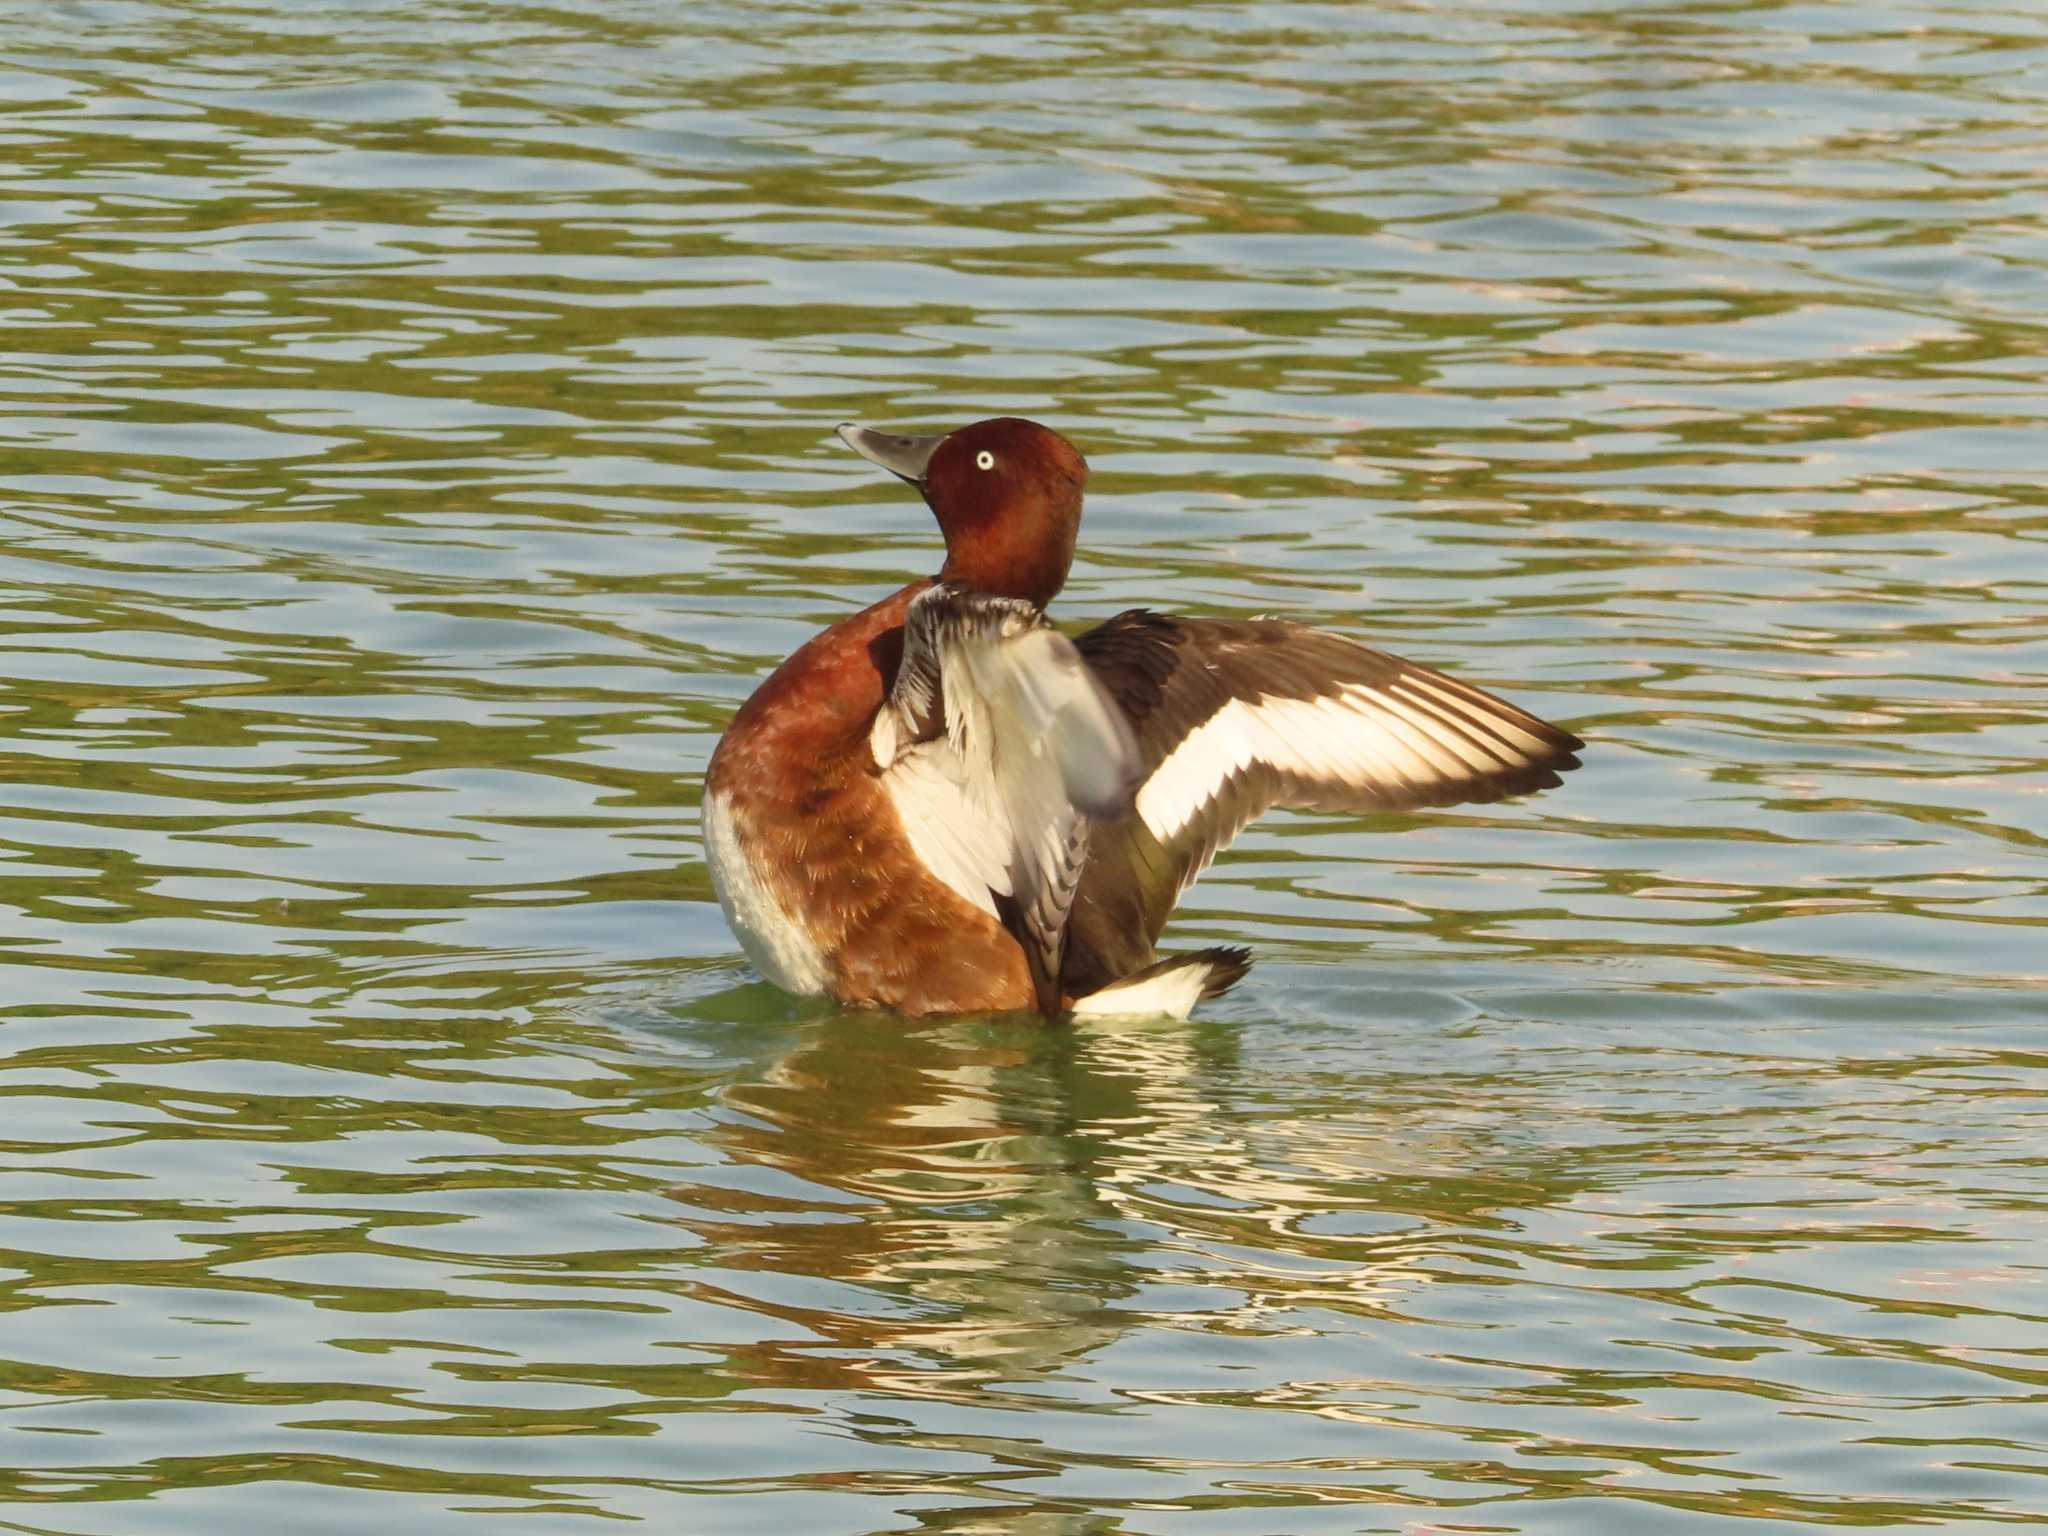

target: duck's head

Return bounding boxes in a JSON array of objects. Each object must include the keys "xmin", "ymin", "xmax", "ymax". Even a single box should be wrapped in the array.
[{"xmin": 836, "ymin": 416, "xmax": 1086, "ymax": 610}]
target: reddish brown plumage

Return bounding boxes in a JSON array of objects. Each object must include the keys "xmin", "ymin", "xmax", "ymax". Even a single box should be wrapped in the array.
[
  {"xmin": 926, "ymin": 418, "xmax": 1084, "ymax": 609},
  {"xmin": 705, "ymin": 579, "xmax": 1036, "ymax": 1015}
]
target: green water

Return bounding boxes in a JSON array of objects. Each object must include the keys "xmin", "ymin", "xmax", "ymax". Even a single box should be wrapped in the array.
[{"xmin": 2, "ymin": 2, "xmax": 2045, "ymax": 1531}]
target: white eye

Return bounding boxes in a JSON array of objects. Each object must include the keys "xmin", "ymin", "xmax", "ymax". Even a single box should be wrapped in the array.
[{"xmin": 975, "ymin": 450, "xmax": 995, "ymax": 470}]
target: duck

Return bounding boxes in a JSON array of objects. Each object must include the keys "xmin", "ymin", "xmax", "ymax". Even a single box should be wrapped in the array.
[{"xmin": 702, "ymin": 417, "xmax": 1583, "ymax": 1019}]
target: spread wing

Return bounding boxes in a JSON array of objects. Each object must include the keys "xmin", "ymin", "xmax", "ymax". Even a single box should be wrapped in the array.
[
  {"xmin": 872, "ymin": 584, "xmax": 1141, "ymax": 1012},
  {"xmin": 1062, "ymin": 610, "xmax": 1584, "ymax": 992}
]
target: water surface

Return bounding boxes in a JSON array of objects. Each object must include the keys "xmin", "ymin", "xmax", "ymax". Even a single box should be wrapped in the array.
[{"xmin": 2, "ymin": 2, "xmax": 2045, "ymax": 1531}]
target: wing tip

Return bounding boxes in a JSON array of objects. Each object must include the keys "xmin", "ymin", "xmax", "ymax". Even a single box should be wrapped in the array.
[{"xmin": 1429, "ymin": 714, "xmax": 1586, "ymax": 806}]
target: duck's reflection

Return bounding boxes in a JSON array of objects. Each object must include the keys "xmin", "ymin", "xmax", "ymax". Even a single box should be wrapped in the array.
[
  {"xmin": 660, "ymin": 993, "xmax": 1594, "ymax": 1402},
  {"xmin": 669, "ymin": 1009, "xmax": 1167, "ymax": 1391}
]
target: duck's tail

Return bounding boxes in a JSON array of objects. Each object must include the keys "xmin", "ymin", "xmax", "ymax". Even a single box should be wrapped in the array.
[{"xmin": 1067, "ymin": 946, "xmax": 1251, "ymax": 1020}]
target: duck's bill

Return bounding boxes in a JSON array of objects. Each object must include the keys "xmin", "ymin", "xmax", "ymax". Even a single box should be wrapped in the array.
[{"xmin": 836, "ymin": 423, "xmax": 945, "ymax": 486}]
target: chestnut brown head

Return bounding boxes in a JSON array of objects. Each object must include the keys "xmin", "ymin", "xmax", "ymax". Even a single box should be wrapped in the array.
[{"xmin": 836, "ymin": 417, "xmax": 1087, "ymax": 609}]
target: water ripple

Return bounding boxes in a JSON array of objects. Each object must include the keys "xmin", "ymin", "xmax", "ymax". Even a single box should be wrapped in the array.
[{"xmin": 1, "ymin": 1, "xmax": 2045, "ymax": 1531}]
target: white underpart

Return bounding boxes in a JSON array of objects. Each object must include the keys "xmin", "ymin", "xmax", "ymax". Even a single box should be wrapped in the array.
[
  {"xmin": 1069, "ymin": 960, "xmax": 1215, "ymax": 1020},
  {"xmin": 701, "ymin": 787, "xmax": 830, "ymax": 994},
  {"xmin": 1134, "ymin": 678, "xmax": 1550, "ymax": 843}
]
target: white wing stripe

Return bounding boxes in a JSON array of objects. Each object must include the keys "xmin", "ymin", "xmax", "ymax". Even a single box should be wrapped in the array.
[
  {"xmin": 1135, "ymin": 698, "xmax": 1250, "ymax": 842},
  {"xmin": 1369, "ymin": 694, "xmax": 1478, "ymax": 780},
  {"xmin": 1387, "ymin": 682, "xmax": 1519, "ymax": 770},
  {"xmin": 1326, "ymin": 695, "xmax": 1431, "ymax": 790},
  {"xmin": 1137, "ymin": 688, "xmax": 1450, "ymax": 842},
  {"xmin": 1401, "ymin": 676, "xmax": 1552, "ymax": 756},
  {"xmin": 1134, "ymin": 673, "xmax": 1566, "ymax": 844},
  {"xmin": 1380, "ymin": 687, "xmax": 1513, "ymax": 773},
  {"xmin": 1373, "ymin": 692, "xmax": 1477, "ymax": 773}
]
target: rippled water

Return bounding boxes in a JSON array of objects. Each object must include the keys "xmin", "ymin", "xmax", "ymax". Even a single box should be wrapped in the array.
[{"xmin": 3, "ymin": 2, "xmax": 2045, "ymax": 1530}]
